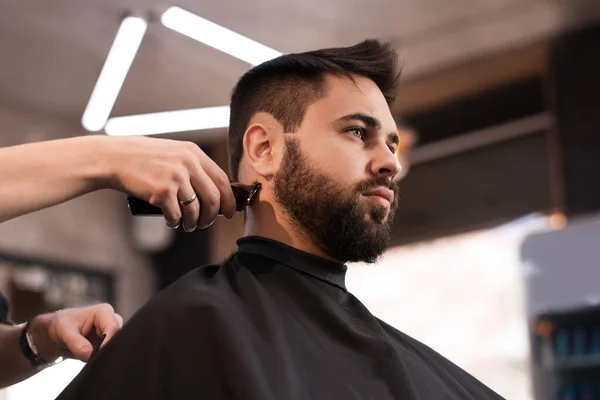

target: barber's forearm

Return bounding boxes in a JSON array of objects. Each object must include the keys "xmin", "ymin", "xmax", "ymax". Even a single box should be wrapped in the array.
[
  {"xmin": 0, "ymin": 136, "xmax": 113, "ymax": 223},
  {"xmin": 0, "ymin": 324, "xmax": 36, "ymax": 389}
]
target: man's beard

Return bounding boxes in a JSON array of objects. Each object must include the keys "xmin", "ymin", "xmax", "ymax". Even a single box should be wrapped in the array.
[{"xmin": 273, "ymin": 138, "xmax": 399, "ymax": 263}]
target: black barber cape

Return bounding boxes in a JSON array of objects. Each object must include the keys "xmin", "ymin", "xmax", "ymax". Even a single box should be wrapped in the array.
[{"xmin": 57, "ymin": 236, "xmax": 504, "ymax": 400}]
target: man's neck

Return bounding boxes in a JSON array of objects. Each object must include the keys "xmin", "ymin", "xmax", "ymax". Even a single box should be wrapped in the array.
[{"xmin": 242, "ymin": 201, "xmax": 341, "ymax": 263}]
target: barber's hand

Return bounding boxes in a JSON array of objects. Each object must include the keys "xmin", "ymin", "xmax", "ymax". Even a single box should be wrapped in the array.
[
  {"xmin": 102, "ymin": 136, "xmax": 237, "ymax": 232},
  {"xmin": 29, "ymin": 304, "xmax": 123, "ymax": 363}
]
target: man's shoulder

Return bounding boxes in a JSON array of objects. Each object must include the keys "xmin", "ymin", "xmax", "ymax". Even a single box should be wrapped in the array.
[
  {"xmin": 129, "ymin": 260, "xmax": 238, "ymax": 325},
  {"xmin": 377, "ymin": 318, "xmax": 505, "ymax": 399}
]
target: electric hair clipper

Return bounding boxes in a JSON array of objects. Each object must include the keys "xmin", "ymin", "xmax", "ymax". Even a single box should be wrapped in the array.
[{"xmin": 127, "ymin": 182, "xmax": 261, "ymax": 216}]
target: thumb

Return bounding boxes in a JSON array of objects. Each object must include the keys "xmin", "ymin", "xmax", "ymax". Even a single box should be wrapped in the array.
[{"xmin": 60, "ymin": 327, "xmax": 94, "ymax": 362}]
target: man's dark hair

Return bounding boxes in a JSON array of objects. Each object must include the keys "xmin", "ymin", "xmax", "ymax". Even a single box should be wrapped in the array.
[{"xmin": 227, "ymin": 39, "xmax": 401, "ymax": 180}]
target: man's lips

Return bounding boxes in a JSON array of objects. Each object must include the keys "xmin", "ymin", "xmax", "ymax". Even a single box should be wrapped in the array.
[{"xmin": 362, "ymin": 187, "xmax": 394, "ymax": 207}]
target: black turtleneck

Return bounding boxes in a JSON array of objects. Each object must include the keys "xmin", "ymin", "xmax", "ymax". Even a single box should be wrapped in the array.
[{"xmin": 57, "ymin": 236, "xmax": 504, "ymax": 400}]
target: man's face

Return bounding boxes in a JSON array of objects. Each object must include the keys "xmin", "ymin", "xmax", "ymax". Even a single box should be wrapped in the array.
[{"xmin": 273, "ymin": 74, "xmax": 401, "ymax": 263}]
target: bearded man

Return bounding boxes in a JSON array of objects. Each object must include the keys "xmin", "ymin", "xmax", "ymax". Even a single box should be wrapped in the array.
[{"xmin": 57, "ymin": 40, "xmax": 504, "ymax": 400}]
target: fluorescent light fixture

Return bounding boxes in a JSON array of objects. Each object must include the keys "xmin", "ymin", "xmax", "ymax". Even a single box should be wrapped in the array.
[
  {"xmin": 81, "ymin": 16, "xmax": 147, "ymax": 132},
  {"xmin": 161, "ymin": 6, "xmax": 282, "ymax": 66},
  {"xmin": 101, "ymin": 9, "xmax": 281, "ymax": 136},
  {"xmin": 105, "ymin": 106, "xmax": 231, "ymax": 136}
]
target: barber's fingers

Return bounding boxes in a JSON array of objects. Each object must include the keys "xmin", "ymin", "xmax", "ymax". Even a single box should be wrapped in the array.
[
  {"xmin": 115, "ymin": 313, "xmax": 124, "ymax": 329},
  {"xmin": 197, "ymin": 152, "xmax": 236, "ymax": 219},
  {"xmin": 178, "ymin": 183, "xmax": 201, "ymax": 232},
  {"xmin": 59, "ymin": 326, "xmax": 94, "ymax": 362},
  {"xmin": 49, "ymin": 304, "xmax": 121, "ymax": 362},
  {"xmin": 152, "ymin": 144, "xmax": 235, "ymax": 230},
  {"xmin": 190, "ymin": 169, "xmax": 220, "ymax": 229},
  {"xmin": 90, "ymin": 304, "xmax": 121, "ymax": 345},
  {"xmin": 162, "ymin": 194, "xmax": 182, "ymax": 229},
  {"xmin": 153, "ymin": 177, "xmax": 196, "ymax": 231},
  {"xmin": 148, "ymin": 183, "xmax": 182, "ymax": 229}
]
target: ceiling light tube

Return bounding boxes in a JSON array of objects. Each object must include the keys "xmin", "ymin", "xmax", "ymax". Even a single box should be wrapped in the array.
[
  {"xmin": 104, "ymin": 106, "xmax": 231, "ymax": 136},
  {"xmin": 81, "ymin": 16, "xmax": 147, "ymax": 132},
  {"xmin": 161, "ymin": 6, "xmax": 282, "ymax": 66}
]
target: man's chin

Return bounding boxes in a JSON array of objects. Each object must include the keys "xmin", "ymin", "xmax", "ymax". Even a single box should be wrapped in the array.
[
  {"xmin": 359, "ymin": 199, "xmax": 394, "ymax": 222},
  {"xmin": 364, "ymin": 209, "xmax": 390, "ymax": 225}
]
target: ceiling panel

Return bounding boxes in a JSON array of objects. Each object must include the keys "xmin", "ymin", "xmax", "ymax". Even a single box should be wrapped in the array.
[{"xmin": 0, "ymin": 0, "xmax": 598, "ymax": 132}]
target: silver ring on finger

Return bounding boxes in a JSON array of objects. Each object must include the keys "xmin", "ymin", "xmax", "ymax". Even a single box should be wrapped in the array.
[{"xmin": 179, "ymin": 193, "xmax": 197, "ymax": 206}]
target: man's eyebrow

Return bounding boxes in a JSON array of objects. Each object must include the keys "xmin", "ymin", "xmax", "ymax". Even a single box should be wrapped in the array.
[
  {"xmin": 336, "ymin": 113, "xmax": 381, "ymax": 130},
  {"xmin": 336, "ymin": 113, "xmax": 399, "ymax": 146}
]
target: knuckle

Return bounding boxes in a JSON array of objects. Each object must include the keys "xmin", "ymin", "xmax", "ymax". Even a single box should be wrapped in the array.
[
  {"xmin": 52, "ymin": 311, "xmax": 66, "ymax": 326},
  {"xmin": 184, "ymin": 141, "xmax": 199, "ymax": 152},
  {"xmin": 166, "ymin": 207, "xmax": 182, "ymax": 222},
  {"xmin": 150, "ymin": 185, "xmax": 175, "ymax": 205},
  {"xmin": 171, "ymin": 211, "xmax": 182, "ymax": 222},
  {"xmin": 156, "ymin": 183, "xmax": 172, "ymax": 197},
  {"xmin": 206, "ymin": 188, "xmax": 221, "ymax": 208},
  {"xmin": 182, "ymin": 149, "xmax": 197, "ymax": 168},
  {"xmin": 214, "ymin": 171, "xmax": 230, "ymax": 189},
  {"xmin": 185, "ymin": 201, "xmax": 200, "ymax": 216},
  {"xmin": 97, "ymin": 303, "xmax": 115, "ymax": 314},
  {"xmin": 171, "ymin": 168, "xmax": 187, "ymax": 185}
]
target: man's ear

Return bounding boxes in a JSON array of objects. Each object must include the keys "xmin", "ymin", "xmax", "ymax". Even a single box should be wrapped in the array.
[{"xmin": 242, "ymin": 112, "xmax": 284, "ymax": 179}]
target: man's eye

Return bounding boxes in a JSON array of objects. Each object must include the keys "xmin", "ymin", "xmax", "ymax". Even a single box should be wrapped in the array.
[{"xmin": 346, "ymin": 127, "xmax": 365, "ymax": 140}]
